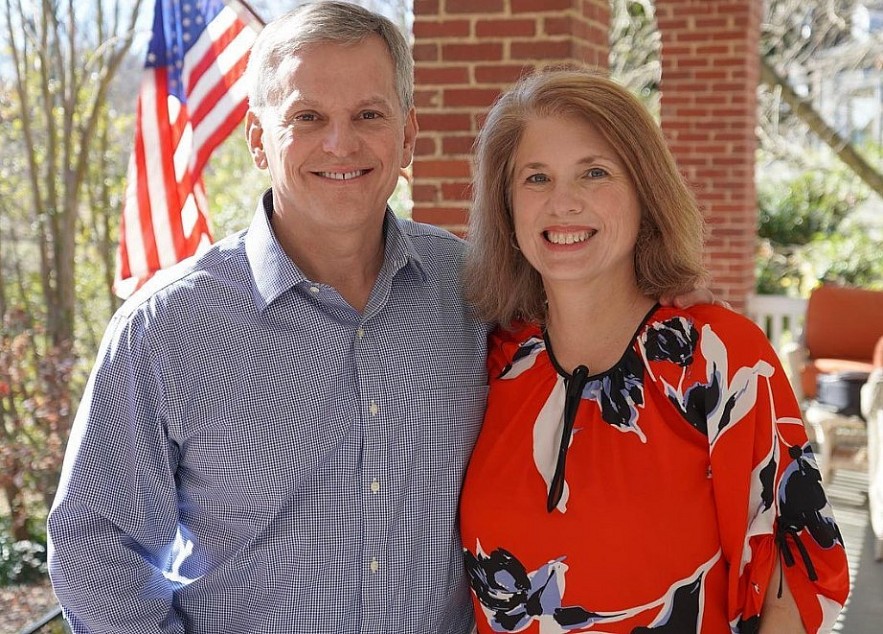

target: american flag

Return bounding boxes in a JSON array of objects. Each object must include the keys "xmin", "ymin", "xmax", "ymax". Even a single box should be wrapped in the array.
[{"xmin": 114, "ymin": 0, "xmax": 260, "ymax": 298}]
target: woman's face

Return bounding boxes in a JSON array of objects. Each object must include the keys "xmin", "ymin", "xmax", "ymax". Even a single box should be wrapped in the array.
[{"xmin": 510, "ymin": 114, "xmax": 642, "ymax": 292}]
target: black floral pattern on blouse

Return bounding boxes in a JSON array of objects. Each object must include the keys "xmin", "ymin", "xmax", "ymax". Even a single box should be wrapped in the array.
[
  {"xmin": 736, "ymin": 614, "xmax": 760, "ymax": 634},
  {"xmin": 666, "ymin": 370, "xmax": 721, "ymax": 437},
  {"xmin": 779, "ymin": 444, "xmax": 844, "ymax": 550},
  {"xmin": 642, "ymin": 317, "xmax": 714, "ymax": 435},
  {"xmin": 464, "ymin": 543, "xmax": 718, "ymax": 633},
  {"xmin": 498, "ymin": 337, "xmax": 544, "ymax": 379},
  {"xmin": 630, "ymin": 573, "xmax": 702, "ymax": 633},
  {"xmin": 642, "ymin": 317, "xmax": 699, "ymax": 367},
  {"xmin": 759, "ymin": 453, "xmax": 778, "ymax": 512},
  {"xmin": 463, "ymin": 548, "xmax": 531, "ymax": 628},
  {"xmin": 463, "ymin": 547, "xmax": 618, "ymax": 631},
  {"xmin": 591, "ymin": 348, "xmax": 646, "ymax": 431}
]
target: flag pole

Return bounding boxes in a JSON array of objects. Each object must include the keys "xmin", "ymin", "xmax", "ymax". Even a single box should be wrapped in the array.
[{"xmin": 223, "ymin": 0, "xmax": 266, "ymax": 30}]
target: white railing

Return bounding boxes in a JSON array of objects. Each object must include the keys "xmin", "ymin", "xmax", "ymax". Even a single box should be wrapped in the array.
[
  {"xmin": 746, "ymin": 294, "xmax": 809, "ymax": 401},
  {"xmin": 746, "ymin": 293, "xmax": 808, "ymax": 351}
]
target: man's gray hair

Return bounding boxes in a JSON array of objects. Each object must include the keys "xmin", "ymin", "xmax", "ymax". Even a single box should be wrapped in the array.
[{"xmin": 245, "ymin": 1, "xmax": 414, "ymax": 112}]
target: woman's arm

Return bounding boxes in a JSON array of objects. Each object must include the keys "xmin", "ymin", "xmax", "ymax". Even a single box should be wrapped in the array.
[{"xmin": 759, "ymin": 559, "xmax": 808, "ymax": 634}]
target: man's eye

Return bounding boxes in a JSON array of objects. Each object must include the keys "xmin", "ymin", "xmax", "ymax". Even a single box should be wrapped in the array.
[
  {"xmin": 294, "ymin": 113, "xmax": 317, "ymax": 122},
  {"xmin": 360, "ymin": 111, "xmax": 381, "ymax": 120},
  {"xmin": 526, "ymin": 174, "xmax": 549, "ymax": 184}
]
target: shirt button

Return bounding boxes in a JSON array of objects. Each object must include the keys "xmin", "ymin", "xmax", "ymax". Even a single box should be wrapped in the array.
[
  {"xmin": 357, "ymin": 327, "xmax": 365, "ymax": 339},
  {"xmin": 370, "ymin": 478, "xmax": 380, "ymax": 494},
  {"xmin": 370, "ymin": 558, "xmax": 379, "ymax": 573},
  {"xmin": 309, "ymin": 286, "xmax": 320, "ymax": 294},
  {"xmin": 369, "ymin": 400, "xmax": 379, "ymax": 416}
]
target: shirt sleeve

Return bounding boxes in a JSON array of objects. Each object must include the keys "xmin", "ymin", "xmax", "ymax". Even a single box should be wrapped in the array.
[
  {"xmin": 693, "ymin": 309, "xmax": 850, "ymax": 633},
  {"xmin": 47, "ymin": 307, "xmax": 184, "ymax": 633}
]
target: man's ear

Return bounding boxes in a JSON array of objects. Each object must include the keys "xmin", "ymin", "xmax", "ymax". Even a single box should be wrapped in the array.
[
  {"xmin": 400, "ymin": 107, "xmax": 418, "ymax": 169},
  {"xmin": 246, "ymin": 110, "xmax": 267, "ymax": 169}
]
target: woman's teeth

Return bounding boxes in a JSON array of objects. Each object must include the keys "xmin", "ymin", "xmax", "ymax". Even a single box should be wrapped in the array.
[{"xmin": 544, "ymin": 230, "xmax": 594, "ymax": 245}]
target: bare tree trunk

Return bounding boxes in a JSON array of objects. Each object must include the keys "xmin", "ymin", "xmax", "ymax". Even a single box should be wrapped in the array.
[
  {"xmin": 1, "ymin": 484, "xmax": 29, "ymax": 542},
  {"xmin": 1, "ymin": 0, "xmax": 144, "ymax": 537}
]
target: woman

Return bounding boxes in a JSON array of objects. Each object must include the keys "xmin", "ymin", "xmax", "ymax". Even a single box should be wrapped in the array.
[{"xmin": 459, "ymin": 68, "xmax": 849, "ymax": 634}]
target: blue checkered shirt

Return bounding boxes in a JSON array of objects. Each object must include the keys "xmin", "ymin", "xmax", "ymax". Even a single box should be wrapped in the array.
[{"xmin": 48, "ymin": 192, "xmax": 491, "ymax": 633}]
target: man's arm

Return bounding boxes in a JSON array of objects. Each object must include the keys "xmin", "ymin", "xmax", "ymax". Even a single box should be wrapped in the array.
[{"xmin": 48, "ymin": 312, "xmax": 183, "ymax": 633}]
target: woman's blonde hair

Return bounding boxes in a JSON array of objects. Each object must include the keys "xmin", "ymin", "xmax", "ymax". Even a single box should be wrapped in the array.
[{"xmin": 463, "ymin": 67, "xmax": 707, "ymax": 327}]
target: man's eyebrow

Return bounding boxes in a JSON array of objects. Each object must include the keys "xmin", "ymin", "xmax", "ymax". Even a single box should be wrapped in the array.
[
  {"xmin": 279, "ymin": 96, "xmax": 395, "ymax": 115},
  {"xmin": 278, "ymin": 96, "xmax": 316, "ymax": 116},
  {"xmin": 355, "ymin": 97, "xmax": 395, "ymax": 109}
]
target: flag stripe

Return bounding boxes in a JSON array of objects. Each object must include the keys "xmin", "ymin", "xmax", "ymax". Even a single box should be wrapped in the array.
[
  {"xmin": 195, "ymin": 98, "xmax": 250, "ymax": 175},
  {"xmin": 147, "ymin": 70, "xmax": 183, "ymax": 268},
  {"xmin": 114, "ymin": 1, "xmax": 258, "ymax": 298},
  {"xmin": 192, "ymin": 73, "xmax": 251, "ymax": 171},
  {"xmin": 133, "ymin": 90, "xmax": 161, "ymax": 272},
  {"xmin": 190, "ymin": 50, "xmax": 250, "ymax": 127},
  {"xmin": 185, "ymin": 12, "xmax": 245, "ymax": 94}
]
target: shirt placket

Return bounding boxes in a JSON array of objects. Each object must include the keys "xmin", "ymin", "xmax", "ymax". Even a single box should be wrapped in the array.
[{"xmin": 354, "ymin": 320, "xmax": 391, "ymax": 633}]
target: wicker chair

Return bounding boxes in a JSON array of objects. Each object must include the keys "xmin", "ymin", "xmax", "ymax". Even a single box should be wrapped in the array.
[
  {"xmin": 861, "ymin": 337, "xmax": 883, "ymax": 561},
  {"xmin": 783, "ymin": 285, "xmax": 883, "ymax": 480}
]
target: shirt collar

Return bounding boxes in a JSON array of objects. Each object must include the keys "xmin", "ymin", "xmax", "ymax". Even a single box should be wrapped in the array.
[{"xmin": 244, "ymin": 189, "xmax": 427, "ymax": 311}]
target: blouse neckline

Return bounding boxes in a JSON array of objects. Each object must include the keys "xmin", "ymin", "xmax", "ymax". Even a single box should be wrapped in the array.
[{"xmin": 541, "ymin": 301, "xmax": 661, "ymax": 380}]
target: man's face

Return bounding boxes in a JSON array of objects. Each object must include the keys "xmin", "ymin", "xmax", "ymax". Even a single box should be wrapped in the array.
[{"xmin": 246, "ymin": 35, "xmax": 417, "ymax": 237}]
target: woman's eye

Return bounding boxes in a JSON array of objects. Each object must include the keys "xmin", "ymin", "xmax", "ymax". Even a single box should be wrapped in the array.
[
  {"xmin": 526, "ymin": 173, "xmax": 549, "ymax": 184},
  {"xmin": 586, "ymin": 167, "xmax": 607, "ymax": 178}
]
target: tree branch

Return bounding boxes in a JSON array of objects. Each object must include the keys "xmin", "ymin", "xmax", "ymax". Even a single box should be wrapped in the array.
[{"xmin": 759, "ymin": 54, "xmax": 883, "ymax": 198}]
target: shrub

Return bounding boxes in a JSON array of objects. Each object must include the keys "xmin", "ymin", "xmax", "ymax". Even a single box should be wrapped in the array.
[
  {"xmin": 756, "ymin": 169, "xmax": 883, "ymax": 295},
  {"xmin": 0, "ymin": 516, "xmax": 48, "ymax": 585},
  {"xmin": 757, "ymin": 171, "xmax": 861, "ymax": 247}
]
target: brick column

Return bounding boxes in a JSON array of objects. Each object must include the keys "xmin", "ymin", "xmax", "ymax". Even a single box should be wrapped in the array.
[
  {"xmin": 655, "ymin": 0, "xmax": 761, "ymax": 310},
  {"xmin": 411, "ymin": 0, "xmax": 610, "ymax": 234}
]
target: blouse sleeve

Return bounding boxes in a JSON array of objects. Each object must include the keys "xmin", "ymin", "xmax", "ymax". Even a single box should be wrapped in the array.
[
  {"xmin": 691, "ymin": 308, "xmax": 850, "ymax": 633},
  {"xmin": 487, "ymin": 322, "xmax": 543, "ymax": 380}
]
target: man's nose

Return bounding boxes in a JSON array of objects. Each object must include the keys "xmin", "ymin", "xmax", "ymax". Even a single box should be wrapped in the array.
[{"xmin": 323, "ymin": 120, "xmax": 360, "ymax": 157}]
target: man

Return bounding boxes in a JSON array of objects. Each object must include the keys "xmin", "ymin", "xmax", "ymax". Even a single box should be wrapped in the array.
[
  {"xmin": 49, "ymin": 4, "xmax": 488, "ymax": 632},
  {"xmin": 48, "ymin": 3, "xmax": 709, "ymax": 632}
]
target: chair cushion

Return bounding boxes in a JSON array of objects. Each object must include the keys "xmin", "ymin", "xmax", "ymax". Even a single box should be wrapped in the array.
[{"xmin": 804, "ymin": 285, "xmax": 883, "ymax": 361}]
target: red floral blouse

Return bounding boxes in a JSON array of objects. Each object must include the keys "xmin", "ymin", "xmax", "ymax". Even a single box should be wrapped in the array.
[{"xmin": 460, "ymin": 304, "xmax": 849, "ymax": 633}]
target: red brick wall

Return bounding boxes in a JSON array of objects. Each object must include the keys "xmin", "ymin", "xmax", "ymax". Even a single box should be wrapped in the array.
[
  {"xmin": 411, "ymin": 0, "xmax": 760, "ymax": 308},
  {"xmin": 656, "ymin": 0, "xmax": 761, "ymax": 310},
  {"xmin": 411, "ymin": 0, "xmax": 610, "ymax": 233}
]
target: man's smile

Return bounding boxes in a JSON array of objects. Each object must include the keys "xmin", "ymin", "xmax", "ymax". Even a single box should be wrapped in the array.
[{"xmin": 316, "ymin": 169, "xmax": 371, "ymax": 180}]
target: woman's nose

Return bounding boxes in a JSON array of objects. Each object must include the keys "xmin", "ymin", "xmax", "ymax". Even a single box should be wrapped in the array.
[{"xmin": 549, "ymin": 183, "xmax": 582, "ymax": 215}]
